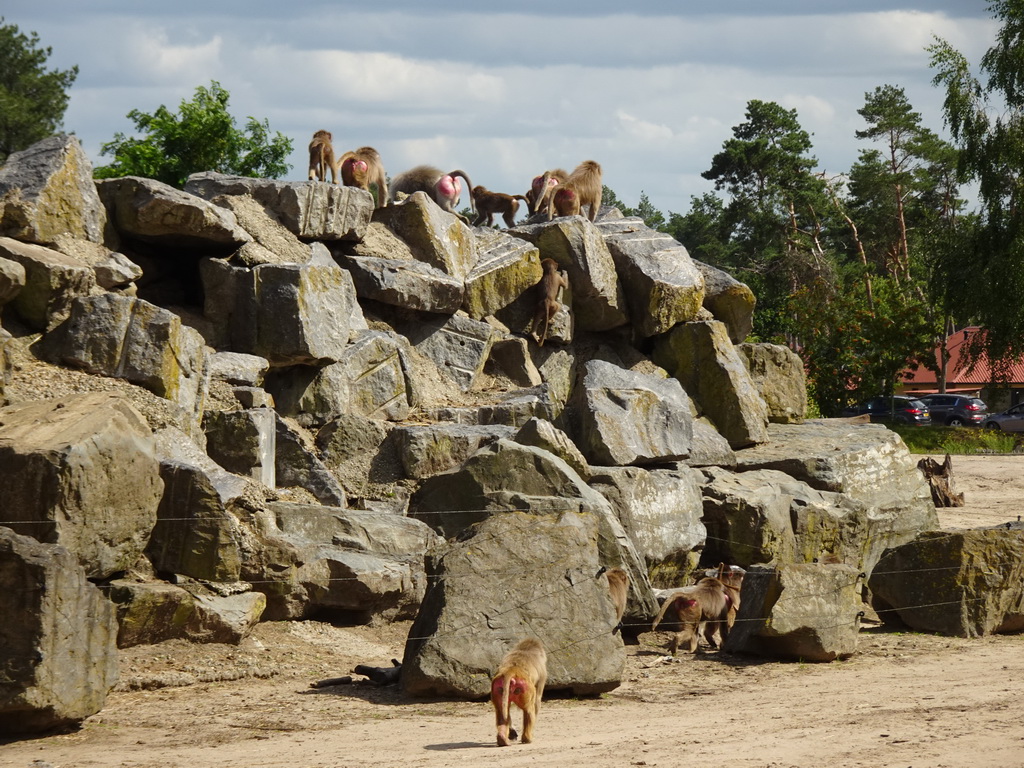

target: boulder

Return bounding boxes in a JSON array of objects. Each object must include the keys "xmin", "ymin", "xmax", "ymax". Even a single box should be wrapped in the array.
[
  {"xmin": 377, "ymin": 191, "xmax": 477, "ymax": 280},
  {"xmin": 570, "ymin": 359, "xmax": 694, "ymax": 466},
  {"xmin": 733, "ymin": 421, "xmax": 938, "ymax": 573},
  {"xmin": 462, "ymin": 228, "xmax": 542, "ymax": 319},
  {"xmin": 200, "ymin": 256, "xmax": 363, "ymax": 365},
  {"xmin": 0, "ymin": 134, "xmax": 107, "ymax": 245},
  {"xmin": 108, "ymin": 580, "xmax": 266, "ymax": 647},
  {"xmin": 513, "ymin": 417, "xmax": 590, "ymax": 480},
  {"xmin": 511, "ymin": 217, "xmax": 629, "ymax": 331},
  {"xmin": 48, "ymin": 293, "xmax": 209, "ymax": 423},
  {"xmin": 208, "ymin": 351, "xmax": 270, "ymax": 386},
  {"xmin": 0, "ymin": 255, "xmax": 26, "ymax": 306},
  {"xmin": 738, "ymin": 342, "xmax": 807, "ymax": 424},
  {"xmin": 184, "ymin": 171, "xmax": 372, "ymax": 241},
  {"xmin": 0, "ymin": 393, "xmax": 163, "ymax": 579},
  {"xmin": 394, "ymin": 423, "xmax": 516, "ymax": 479},
  {"xmin": 401, "ymin": 510, "xmax": 626, "ymax": 698},
  {"xmin": 209, "ymin": 192, "xmax": 313, "ymax": 264},
  {"xmin": 724, "ymin": 563, "xmax": 862, "ymax": 661},
  {"xmin": 596, "ymin": 217, "xmax": 705, "ymax": 337},
  {"xmin": 50, "ymin": 233, "xmax": 143, "ymax": 291},
  {"xmin": 402, "ymin": 312, "xmax": 494, "ymax": 392},
  {"xmin": 683, "ymin": 418, "xmax": 736, "ymax": 468},
  {"xmin": 589, "ymin": 465, "xmax": 706, "ymax": 587},
  {"xmin": 869, "ymin": 526, "xmax": 1024, "ymax": 637},
  {"xmin": 340, "ymin": 253, "xmax": 465, "ymax": 314},
  {"xmin": 699, "ymin": 466, "xmax": 870, "ymax": 570},
  {"xmin": 97, "ymin": 176, "xmax": 251, "ymax": 249},
  {"xmin": 0, "ymin": 236, "xmax": 96, "ymax": 330},
  {"xmin": 147, "ymin": 427, "xmax": 252, "ymax": 582},
  {"xmin": 486, "ymin": 336, "xmax": 543, "ymax": 388},
  {"xmin": 0, "ymin": 529, "xmax": 119, "ymax": 734},
  {"xmin": 693, "ymin": 259, "xmax": 756, "ymax": 343},
  {"xmin": 203, "ymin": 408, "xmax": 277, "ymax": 487},
  {"xmin": 246, "ymin": 502, "xmax": 438, "ymax": 621},
  {"xmin": 653, "ymin": 319, "xmax": 769, "ymax": 448},
  {"xmin": 275, "ymin": 417, "xmax": 347, "ymax": 506}
]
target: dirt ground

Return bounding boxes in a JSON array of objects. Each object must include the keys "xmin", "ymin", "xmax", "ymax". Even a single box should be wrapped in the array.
[{"xmin": 3, "ymin": 453, "xmax": 1023, "ymax": 768}]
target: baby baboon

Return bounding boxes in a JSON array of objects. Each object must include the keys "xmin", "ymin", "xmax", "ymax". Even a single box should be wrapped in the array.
[
  {"xmin": 531, "ymin": 258, "xmax": 568, "ymax": 347},
  {"xmin": 548, "ymin": 160, "xmax": 602, "ymax": 222},
  {"xmin": 490, "ymin": 637, "xmax": 547, "ymax": 747},
  {"xmin": 339, "ymin": 146, "xmax": 388, "ymax": 208},
  {"xmin": 390, "ymin": 165, "xmax": 476, "ymax": 220},
  {"xmin": 307, "ymin": 130, "xmax": 337, "ymax": 184},
  {"xmin": 525, "ymin": 168, "xmax": 569, "ymax": 215},
  {"xmin": 605, "ymin": 567, "xmax": 629, "ymax": 633},
  {"xmin": 472, "ymin": 186, "xmax": 528, "ymax": 227},
  {"xmin": 651, "ymin": 567, "xmax": 741, "ymax": 654}
]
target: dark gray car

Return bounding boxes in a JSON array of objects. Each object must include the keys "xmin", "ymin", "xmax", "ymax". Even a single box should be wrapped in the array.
[
  {"xmin": 919, "ymin": 394, "xmax": 989, "ymax": 427},
  {"xmin": 983, "ymin": 402, "xmax": 1024, "ymax": 432}
]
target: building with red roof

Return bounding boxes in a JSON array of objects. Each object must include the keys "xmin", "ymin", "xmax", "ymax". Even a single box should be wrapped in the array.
[{"xmin": 899, "ymin": 327, "xmax": 1024, "ymax": 410}]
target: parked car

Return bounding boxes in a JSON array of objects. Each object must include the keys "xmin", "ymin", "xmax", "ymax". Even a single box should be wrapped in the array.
[
  {"xmin": 982, "ymin": 402, "xmax": 1024, "ymax": 432},
  {"xmin": 841, "ymin": 396, "xmax": 932, "ymax": 425},
  {"xmin": 918, "ymin": 394, "xmax": 989, "ymax": 427}
]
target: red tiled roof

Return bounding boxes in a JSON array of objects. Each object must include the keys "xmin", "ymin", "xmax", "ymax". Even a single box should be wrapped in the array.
[{"xmin": 901, "ymin": 327, "xmax": 1024, "ymax": 393}]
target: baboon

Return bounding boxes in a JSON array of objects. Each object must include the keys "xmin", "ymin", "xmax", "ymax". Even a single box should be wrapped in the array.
[
  {"xmin": 308, "ymin": 130, "xmax": 337, "ymax": 184},
  {"xmin": 548, "ymin": 160, "xmax": 602, "ymax": 222},
  {"xmin": 525, "ymin": 168, "xmax": 569, "ymax": 215},
  {"xmin": 339, "ymin": 146, "xmax": 388, "ymax": 208},
  {"xmin": 651, "ymin": 565, "xmax": 742, "ymax": 654},
  {"xmin": 531, "ymin": 258, "xmax": 568, "ymax": 347},
  {"xmin": 472, "ymin": 186, "xmax": 528, "ymax": 227},
  {"xmin": 390, "ymin": 165, "xmax": 476, "ymax": 220},
  {"xmin": 490, "ymin": 637, "xmax": 547, "ymax": 747},
  {"xmin": 604, "ymin": 567, "xmax": 629, "ymax": 633}
]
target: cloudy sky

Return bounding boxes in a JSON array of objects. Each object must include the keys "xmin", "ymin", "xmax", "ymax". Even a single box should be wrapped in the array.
[{"xmin": 5, "ymin": 1, "xmax": 998, "ymax": 216}]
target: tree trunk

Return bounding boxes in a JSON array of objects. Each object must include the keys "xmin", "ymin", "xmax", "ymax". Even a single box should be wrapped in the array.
[{"xmin": 917, "ymin": 454, "xmax": 964, "ymax": 507}]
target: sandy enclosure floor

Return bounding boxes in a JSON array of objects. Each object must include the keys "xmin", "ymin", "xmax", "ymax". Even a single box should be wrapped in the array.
[{"xmin": 2, "ymin": 453, "xmax": 1023, "ymax": 768}]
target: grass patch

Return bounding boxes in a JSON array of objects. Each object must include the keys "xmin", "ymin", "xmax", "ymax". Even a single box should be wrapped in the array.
[{"xmin": 888, "ymin": 424, "xmax": 1019, "ymax": 455}]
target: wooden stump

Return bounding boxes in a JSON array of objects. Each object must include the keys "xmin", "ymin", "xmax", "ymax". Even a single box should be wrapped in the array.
[{"xmin": 917, "ymin": 454, "xmax": 964, "ymax": 507}]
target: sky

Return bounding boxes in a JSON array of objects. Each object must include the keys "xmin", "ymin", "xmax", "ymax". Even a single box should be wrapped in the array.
[{"xmin": 4, "ymin": 1, "xmax": 999, "ymax": 217}]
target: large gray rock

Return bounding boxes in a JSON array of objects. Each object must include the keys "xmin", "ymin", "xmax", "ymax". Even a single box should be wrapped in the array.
[
  {"xmin": 869, "ymin": 527, "xmax": 1024, "ymax": 637},
  {"xmin": 589, "ymin": 465, "xmax": 706, "ymax": 587},
  {"xmin": 0, "ymin": 255, "xmax": 26, "ymax": 306},
  {"xmin": 0, "ymin": 134, "xmax": 107, "ymax": 245},
  {"xmin": 395, "ymin": 423, "xmax": 516, "ymax": 479},
  {"xmin": 49, "ymin": 293, "xmax": 210, "ymax": 423},
  {"xmin": 108, "ymin": 581, "xmax": 266, "ymax": 647},
  {"xmin": 402, "ymin": 312, "xmax": 494, "ymax": 392},
  {"xmin": 511, "ymin": 217, "xmax": 628, "ymax": 331},
  {"xmin": 340, "ymin": 253, "xmax": 465, "ymax": 314},
  {"xmin": 514, "ymin": 417, "xmax": 590, "ymax": 480},
  {"xmin": 97, "ymin": 176, "xmax": 252, "ymax": 248},
  {"xmin": 246, "ymin": 502, "xmax": 439, "ymax": 621},
  {"xmin": 209, "ymin": 193, "xmax": 313, "ymax": 264},
  {"xmin": 733, "ymin": 420, "xmax": 938, "ymax": 573},
  {"xmin": 570, "ymin": 359, "xmax": 694, "ymax": 466},
  {"xmin": 147, "ymin": 427, "xmax": 252, "ymax": 582},
  {"xmin": 0, "ymin": 529, "xmax": 119, "ymax": 734},
  {"xmin": 409, "ymin": 439, "xmax": 657, "ymax": 622},
  {"xmin": 51, "ymin": 234, "xmax": 143, "ymax": 291},
  {"xmin": 0, "ymin": 393, "xmax": 163, "ymax": 579},
  {"xmin": 463, "ymin": 228, "xmax": 542, "ymax": 319},
  {"xmin": 699, "ymin": 466, "xmax": 871, "ymax": 570},
  {"xmin": 738, "ymin": 342, "xmax": 807, "ymax": 424},
  {"xmin": 401, "ymin": 510, "xmax": 626, "ymax": 698},
  {"xmin": 693, "ymin": 259, "xmax": 756, "ymax": 343},
  {"xmin": 653, "ymin": 319, "xmax": 769, "ymax": 448},
  {"xmin": 724, "ymin": 563, "xmax": 862, "ymax": 661},
  {"xmin": 0, "ymin": 236, "xmax": 96, "ymax": 331},
  {"xmin": 596, "ymin": 217, "xmax": 705, "ymax": 337},
  {"xmin": 200, "ymin": 256, "xmax": 363, "ymax": 365},
  {"xmin": 203, "ymin": 408, "xmax": 276, "ymax": 487},
  {"xmin": 275, "ymin": 416, "xmax": 347, "ymax": 506},
  {"xmin": 377, "ymin": 191, "xmax": 478, "ymax": 280},
  {"xmin": 185, "ymin": 171, "xmax": 372, "ymax": 241}
]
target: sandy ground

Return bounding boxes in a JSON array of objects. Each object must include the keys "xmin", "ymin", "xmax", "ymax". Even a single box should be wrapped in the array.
[{"xmin": 3, "ymin": 453, "xmax": 1023, "ymax": 768}]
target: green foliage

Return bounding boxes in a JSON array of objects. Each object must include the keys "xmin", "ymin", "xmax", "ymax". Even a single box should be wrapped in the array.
[
  {"xmin": 929, "ymin": 2, "xmax": 1024, "ymax": 367},
  {"xmin": 888, "ymin": 424, "xmax": 1018, "ymax": 455},
  {"xmin": 95, "ymin": 81, "xmax": 293, "ymax": 188},
  {"xmin": 664, "ymin": 193, "xmax": 738, "ymax": 270},
  {"xmin": 0, "ymin": 18, "xmax": 78, "ymax": 163}
]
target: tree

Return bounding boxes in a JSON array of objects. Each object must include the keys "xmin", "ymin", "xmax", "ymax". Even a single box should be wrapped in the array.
[
  {"xmin": 0, "ymin": 18, "xmax": 78, "ymax": 163},
  {"xmin": 95, "ymin": 81, "xmax": 293, "ymax": 188},
  {"xmin": 930, "ymin": 1, "xmax": 1024, "ymax": 370}
]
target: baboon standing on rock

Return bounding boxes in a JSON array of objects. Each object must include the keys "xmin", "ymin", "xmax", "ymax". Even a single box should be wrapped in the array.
[
  {"xmin": 307, "ymin": 130, "xmax": 337, "ymax": 184},
  {"xmin": 339, "ymin": 146, "xmax": 388, "ymax": 208},
  {"xmin": 548, "ymin": 160, "xmax": 602, "ymax": 221},
  {"xmin": 531, "ymin": 258, "xmax": 568, "ymax": 347},
  {"xmin": 490, "ymin": 637, "xmax": 547, "ymax": 747},
  {"xmin": 390, "ymin": 165, "xmax": 476, "ymax": 220}
]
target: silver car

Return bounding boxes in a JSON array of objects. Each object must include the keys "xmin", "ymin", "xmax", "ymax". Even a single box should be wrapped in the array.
[{"xmin": 983, "ymin": 403, "xmax": 1024, "ymax": 432}]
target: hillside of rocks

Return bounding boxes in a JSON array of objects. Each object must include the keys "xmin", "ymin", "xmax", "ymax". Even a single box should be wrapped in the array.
[{"xmin": 1, "ymin": 134, "xmax": 1020, "ymax": 735}]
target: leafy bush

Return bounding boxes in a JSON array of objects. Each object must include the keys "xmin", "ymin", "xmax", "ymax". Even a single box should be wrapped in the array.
[{"xmin": 888, "ymin": 424, "xmax": 1018, "ymax": 455}]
